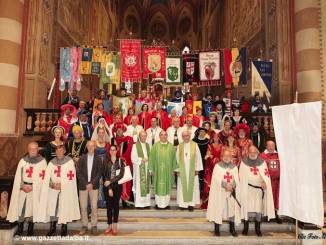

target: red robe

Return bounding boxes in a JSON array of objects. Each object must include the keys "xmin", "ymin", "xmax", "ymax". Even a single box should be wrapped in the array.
[
  {"xmin": 107, "ymin": 112, "xmax": 123, "ymax": 126},
  {"xmin": 260, "ymin": 151, "xmax": 280, "ymax": 209},
  {"xmin": 237, "ymin": 138, "xmax": 253, "ymax": 159},
  {"xmin": 201, "ymin": 143, "xmax": 223, "ymax": 209},
  {"xmin": 138, "ymin": 112, "xmax": 152, "ymax": 130},
  {"xmin": 218, "ymin": 130, "xmax": 233, "ymax": 144},
  {"xmin": 193, "ymin": 115, "xmax": 206, "ymax": 128},
  {"xmin": 123, "ymin": 115, "xmax": 133, "ymax": 125},
  {"xmin": 58, "ymin": 115, "xmax": 77, "ymax": 140},
  {"xmin": 151, "ymin": 110, "xmax": 169, "ymax": 130},
  {"xmin": 106, "ymin": 136, "xmax": 134, "ymax": 201}
]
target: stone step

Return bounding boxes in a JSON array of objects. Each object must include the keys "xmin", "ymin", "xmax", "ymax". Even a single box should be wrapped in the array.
[
  {"xmin": 12, "ymin": 230, "xmax": 296, "ymax": 245},
  {"xmin": 31, "ymin": 220, "xmax": 294, "ymax": 232}
]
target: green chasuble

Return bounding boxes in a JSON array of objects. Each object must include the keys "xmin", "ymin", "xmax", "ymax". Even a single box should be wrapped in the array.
[
  {"xmin": 148, "ymin": 142, "xmax": 177, "ymax": 196},
  {"xmin": 178, "ymin": 141, "xmax": 196, "ymax": 202},
  {"xmin": 136, "ymin": 142, "xmax": 151, "ymax": 197}
]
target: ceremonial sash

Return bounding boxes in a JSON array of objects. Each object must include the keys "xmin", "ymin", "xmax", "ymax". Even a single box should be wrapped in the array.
[
  {"xmin": 136, "ymin": 142, "xmax": 150, "ymax": 197},
  {"xmin": 179, "ymin": 142, "xmax": 196, "ymax": 202}
]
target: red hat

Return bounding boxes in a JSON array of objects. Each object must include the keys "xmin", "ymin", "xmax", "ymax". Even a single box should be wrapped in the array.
[
  {"xmin": 234, "ymin": 123, "xmax": 250, "ymax": 138},
  {"xmin": 112, "ymin": 123, "xmax": 127, "ymax": 133},
  {"xmin": 60, "ymin": 104, "xmax": 76, "ymax": 114}
]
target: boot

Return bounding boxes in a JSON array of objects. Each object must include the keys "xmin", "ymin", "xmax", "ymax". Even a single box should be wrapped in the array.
[
  {"xmin": 229, "ymin": 221, "xmax": 238, "ymax": 237},
  {"xmin": 214, "ymin": 223, "xmax": 220, "ymax": 236},
  {"xmin": 26, "ymin": 222, "xmax": 34, "ymax": 236},
  {"xmin": 14, "ymin": 222, "xmax": 24, "ymax": 236},
  {"xmin": 61, "ymin": 224, "xmax": 68, "ymax": 236},
  {"xmin": 255, "ymin": 221, "xmax": 262, "ymax": 237},
  {"xmin": 242, "ymin": 220, "xmax": 249, "ymax": 235},
  {"xmin": 46, "ymin": 221, "xmax": 57, "ymax": 236},
  {"xmin": 275, "ymin": 211, "xmax": 282, "ymax": 224}
]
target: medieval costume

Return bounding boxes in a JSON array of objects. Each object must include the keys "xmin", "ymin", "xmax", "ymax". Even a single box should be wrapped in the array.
[
  {"xmin": 45, "ymin": 126, "xmax": 65, "ymax": 163},
  {"xmin": 65, "ymin": 125, "xmax": 87, "ymax": 164},
  {"xmin": 37, "ymin": 155, "xmax": 80, "ymax": 236},
  {"xmin": 7, "ymin": 154, "xmax": 47, "ymax": 236},
  {"xmin": 58, "ymin": 104, "xmax": 78, "ymax": 140},
  {"xmin": 151, "ymin": 109, "xmax": 169, "ymax": 131},
  {"xmin": 207, "ymin": 160, "xmax": 241, "ymax": 237},
  {"xmin": 235, "ymin": 124, "xmax": 253, "ymax": 159},
  {"xmin": 239, "ymin": 156, "xmax": 275, "ymax": 236}
]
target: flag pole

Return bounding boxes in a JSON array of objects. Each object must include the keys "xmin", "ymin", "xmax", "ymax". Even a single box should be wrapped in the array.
[{"xmin": 295, "ymin": 219, "xmax": 298, "ymax": 245}]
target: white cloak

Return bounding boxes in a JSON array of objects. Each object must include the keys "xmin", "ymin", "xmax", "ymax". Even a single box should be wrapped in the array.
[
  {"xmin": 181, "ymin": 125, "xmax": 198, "ymax": 139},
  {"xmin": 146, "ymin": 127, "xmax": 162, "ymax": 147},
  {"xmin": 206, "ymin": 163, "xmax": 241, "ymax": 225},
  {"xmin": 239, "ymin": 160, "xmax": 275, "ymax": 221},
  {"xmin": 166, "ymin": 126, "xmax": 183, "ymax": 145},
  {"xmin": 35, "ymin": 157, "xmax": 80, "ymax": 224},
  {"xmin": 126, "ymin": 124, "xmax": 144, "ymax": 142},
  {"xmin": 176, "ymin": 142, "xmax": 203, "ymax": 208},
  {"xmin": 7, "ymin": 157, "xmax": 47, "ymax": 223},
  {"xmin": 131, "ymin": 142, "xmax": 151, "ymax": 207}
]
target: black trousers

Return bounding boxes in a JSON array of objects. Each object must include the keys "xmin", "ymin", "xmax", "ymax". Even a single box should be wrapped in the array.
[{"xmin": 104, "ymin": 185, "xmax": 122, "ymax": 224}]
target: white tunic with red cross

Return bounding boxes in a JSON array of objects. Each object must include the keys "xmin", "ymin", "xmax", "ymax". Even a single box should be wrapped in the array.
[{"xmin": 247, "ymin": 165, "xmax": 265, "ymax": 213}]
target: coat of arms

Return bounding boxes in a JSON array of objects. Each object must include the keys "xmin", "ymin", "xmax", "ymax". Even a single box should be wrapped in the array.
[
  {"xmin": 186, "ymin": 61, "xmax": 195, "ymax": 75},
  {"xmin": 124, "ymin": 53, "xmax": 137, "ymax": 67},
  {"xmin": 148, "ymin": 54, "xmax": 161, "ymax": 72},
  {"xmin": 167, "ymin": 66, "xmax": 178, "ymax": 82}
]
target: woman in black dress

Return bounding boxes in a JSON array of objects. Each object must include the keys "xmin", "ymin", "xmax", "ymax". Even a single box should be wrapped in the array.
[
  {"xmin": 45, "ymin": 126, "xmax": 64, "ymax": 162},
  {"xmin": 102, "ymin": 144, "xmax": 125, "ymax": 236}
]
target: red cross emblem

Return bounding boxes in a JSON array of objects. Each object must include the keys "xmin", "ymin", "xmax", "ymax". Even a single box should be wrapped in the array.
[
  {"xmin": 250, "ymin": 166, "xmax": 259, "ymax": 175},
  {"xmin": 54, "ymin": 166, "xmax": 61, "ymax": 177},
  {"xmin": 67, "ymin": 170, "xmax": 74, "ymax": 180},
  {"xmin": 39, "ymin": 170, "xmax": 45, "ymax": 180},
  {"xmin": 25, "ymin": 166, "xmax": 33, "ymax": 178},
  {"xmin": 224, "ymin": 171, "xmax": 233, "ymax": 183},
  {"xmin": 264, "ymin": 168, "xmax": 270, "ymax": 177}
]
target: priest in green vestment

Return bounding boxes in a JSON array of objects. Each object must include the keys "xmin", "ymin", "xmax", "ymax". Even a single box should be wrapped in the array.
[
  {"xmin": 131, "ymin": 131, "xmax": 151, "ymax": 208},
  {"xmin": 175, "ymin": 130, "xmax": 203, "ymax": 211},
  {"xmin": 148, "ymin": 130, "xmax": 177, "ymax": 209}
]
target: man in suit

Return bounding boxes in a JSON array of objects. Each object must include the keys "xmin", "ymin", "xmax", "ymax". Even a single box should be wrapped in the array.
[{"xmin": 77, "ymin": 140, "xmax": 102, "ymax": 235}]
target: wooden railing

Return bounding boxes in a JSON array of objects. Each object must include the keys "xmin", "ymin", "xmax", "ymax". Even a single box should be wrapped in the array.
[{"xmin": 24, "ymin": 108, "xmax": 61, "ymax": 136}]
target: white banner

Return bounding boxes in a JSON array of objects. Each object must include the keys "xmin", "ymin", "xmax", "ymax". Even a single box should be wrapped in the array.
[
  {"xmin": 166, "ymin": 57, "xmax": 181, "ymax": 84},
  {"xmin": 272, "ymin": 102, "xmax": 323, "ymax": 226},
  {"xmin": 199, "ymin": 51, "xmax": 221, "ymax": 81}
]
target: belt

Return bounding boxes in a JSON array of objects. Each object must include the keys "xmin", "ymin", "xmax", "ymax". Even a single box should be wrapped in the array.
[
  {"xmin": 248, "ymin": 183, "xmax": 265, "ymax": 199},
  {"xmin": 23, "ymin": 182, "xmax": 33, "ymax": 185}
]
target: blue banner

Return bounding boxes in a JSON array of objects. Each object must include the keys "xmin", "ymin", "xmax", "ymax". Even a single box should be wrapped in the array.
[{"xmin": 252, "ymin": 60, "xmax": 272, "ymax": 93}]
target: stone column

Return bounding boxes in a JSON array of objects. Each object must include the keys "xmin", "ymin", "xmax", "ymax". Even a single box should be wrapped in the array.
[
  {"xmin": 0, "ymin": 0, "xmax": 24, "ymax": 134},
  {"xmin": 294, "ymin": 0, "xmax": 322, "ymax": 102}
]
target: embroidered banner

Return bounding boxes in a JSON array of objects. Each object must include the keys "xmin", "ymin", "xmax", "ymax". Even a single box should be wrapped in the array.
[
  {"xmin": 251, "ymin": 60, "xmax": 272, "ymax": 102},
  {"xmin": 99, "ymin": 52, "xmax": 121, "ymax": 87},
  {"xmin": 182, "ymin": 53, "xmax": 199, "ymax": 85},
  {"xmin": 59, "ymin": 47, "xmax": 71, "ymax": 91},
  {"xmin": 199, "ymin": 51, "xmax": 221, "ymax": 86},
  {"xmin": 143, "ymin": 47, "xmax": 166, "ymax": 79},
  {"xmin": 167, "ymin": 102, "xmax": 185, "ymax": 117},
  {"xmin": 80, "ymin": 48, "xmax": 93, "ymax": 75},
  {"xmin": 166, "ymin": 56, "xmax": 181, "ymax": 84},
  {"xmin": 120, "ymin": 40, "xmax": 142, "ymax": 82},
  {"xmin": 112, "ymin": 95, "xmax": 132, "ymax": 118}
]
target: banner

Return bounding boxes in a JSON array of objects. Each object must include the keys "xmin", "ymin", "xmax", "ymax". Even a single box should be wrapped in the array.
[
  {"xmin": 120, "ymin": 40, "xmax": 142, "ymax": 82},
  {"xmin": 199, "ymin": 51, "xmax": 221, "ymax": 86},
  {"xmin": 192, "ymin": 100, "xmax": 202, "ymax": 114},
  {"xmin": 100, "ymin": 52, "xmax": 121, "ymax": 87},
  {"xmin": 80, "ymin": 48, "xmax": 93, "ymax": 75},
  {"xmin": 59, "ymin": 47, "xmax": 71, "ymax": 91},
  {"xmin": 112, "ymin": 95, "xmax": 132, "ymax": 118},
  {"xmin": 167, "ymin": 102, "xmax": 185, "ymax": 116},
  {"xmin": 143, "ymin": 47, "xmax": 166, "ymax": 79},
  {"xmin": 251, "ymin": 60, "xmax": 272, "ymax": 102},
  {"xmin": 239, "ymin": 47, "xmax": 247, "ymax": 86},
  {"xmin": 224, "ymin": 48, "xmax": 232, "ymax": 88},
  {"xmin": 182, "ymin": 53, "xmax": 199, "ymax": 85},
  {"xmin": 166, "ymin": 56, "xmax": 181, "ymax": 84},
  {"xmin": 272, "ymin": 102, "xmax": 323, "ymax": 226}
]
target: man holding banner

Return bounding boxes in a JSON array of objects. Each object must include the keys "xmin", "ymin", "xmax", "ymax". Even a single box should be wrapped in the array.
[{"xmin": 239, "ymin": 145, "xmax": 275, "ymax": 237}]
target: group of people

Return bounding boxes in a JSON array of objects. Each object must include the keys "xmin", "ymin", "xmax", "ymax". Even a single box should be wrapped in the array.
[{"xmin": 7, "ymin": 88, "xmax": 281, "ymax": 238}]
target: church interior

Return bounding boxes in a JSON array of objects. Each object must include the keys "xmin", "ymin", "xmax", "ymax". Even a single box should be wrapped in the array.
[{"xmin": 0, "ymin": 0, "xmax": 325, "ymax": 244}]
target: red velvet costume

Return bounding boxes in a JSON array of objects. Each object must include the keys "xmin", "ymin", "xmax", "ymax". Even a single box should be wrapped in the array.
[
  {"xmin": 138, "ymin": 111, "xmax": 152, "ymax": 130},
  {"xmin": 260, "ymin": 150, "xmax": 280, "ymax": 209},
  {"xmin": 58, "ymin": 104, "xmax": 77, "ymax": 140},
  {"xmin": 234, "ymin": 124, "xmax": 253, "ymax": 159},
  {"xmin": 151, "ymin": 110, "xmax": 169, "ymax": 130},
  {"xmin": 201, "ymin": 143, "xmax": 223, "ymax": 209}
]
